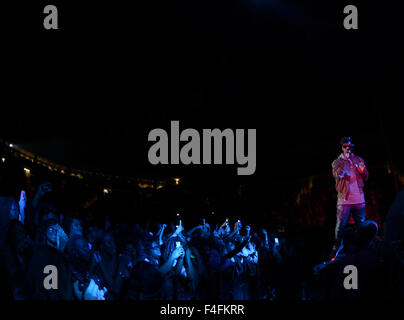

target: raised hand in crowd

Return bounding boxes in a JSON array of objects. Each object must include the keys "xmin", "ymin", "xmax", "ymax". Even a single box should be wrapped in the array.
[
  {"xmin": 245, "ymin": 225, "xmax": 251, "ymax": 237},
  {"xmin": 159, "ymin": 244, "xmax": 185, "ymax": 275},
  {"xmin": 157, "ymin": 223, "xmax": 167, "ymax": 245},
  {"xmin": 32, "ymin": 182, "xmax": 52, "ymax": 208},
  {"xmin": 55, "ymin": 224, "xmax": 68, "ymax": 252},
  {"xmin": 262, "ymin": 228, "xmax": 270, "ymax": 249},
  {"xmin": 170, "ymin": 220, "xmax": 185, "ymax": 241},
  {"xmin": 18, "ymin": 190, "xmax": 27, "ymax": 224}
]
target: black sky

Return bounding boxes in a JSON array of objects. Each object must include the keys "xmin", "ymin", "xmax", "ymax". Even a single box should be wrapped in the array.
[{"xmin": 2, "ymin": 0, "xmax": 403, "ymax": 181}]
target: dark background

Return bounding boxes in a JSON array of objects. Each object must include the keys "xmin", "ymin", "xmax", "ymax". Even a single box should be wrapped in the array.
[{"xmin": 1, "ymin": 1, "xmax": 403, "ymax": 223}]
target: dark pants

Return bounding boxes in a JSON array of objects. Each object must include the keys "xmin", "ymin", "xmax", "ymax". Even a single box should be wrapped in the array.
[{"xmin": 334, "ymin": 203, "xmax": 366, "ymax": 249}]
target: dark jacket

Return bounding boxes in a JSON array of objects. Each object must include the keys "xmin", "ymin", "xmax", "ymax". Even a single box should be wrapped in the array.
[{"xmin": 23, "ymin": 245, "xmax": 73, "ymax": 300}]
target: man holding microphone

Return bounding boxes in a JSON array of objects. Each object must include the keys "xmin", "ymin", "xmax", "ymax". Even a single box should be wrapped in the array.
[{"xmin": 330, "ymin": 137, "xmax": 369, "ymax": 259}]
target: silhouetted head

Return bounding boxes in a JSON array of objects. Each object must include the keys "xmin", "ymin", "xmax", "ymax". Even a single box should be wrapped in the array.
[
  {"xmin": 356, "ymin": 220, "xmax": 378, "ymax": 248},
  {"xmin": 62, "ymin": 215, "xmax": 83, "ymax": 237},
  {"xmin": 38, "ymin": 202, "xmax": 59, "ymax": 224},
  {"xmin": 66, "ymin": 235, "xmax": 93, "ymax": 274},
  {"xmin": 37, "ymin": 218, "xmax": 59, "ymax": 247},
  {"xmin": 342, "ymin": 226, "xmax": 357, "ymax": 250},
  {"xmin": 100, "ymin": 232, "xmax": 117, "ymax": 256}
]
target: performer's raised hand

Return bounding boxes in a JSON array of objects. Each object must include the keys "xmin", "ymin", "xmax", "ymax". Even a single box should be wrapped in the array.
[{"xmin": 356, "ymin": 162, "xmax": 366, "ymax": 174}]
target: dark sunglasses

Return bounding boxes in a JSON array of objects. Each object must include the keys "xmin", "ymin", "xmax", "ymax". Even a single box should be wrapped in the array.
[{"xmin": 342, "ymin": 145, "xmax": 351, "ymax": 149}]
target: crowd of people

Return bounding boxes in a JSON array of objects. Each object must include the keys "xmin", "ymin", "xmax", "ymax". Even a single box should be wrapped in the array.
[
  {"xmin": 0, "ymin": 181, "xmax": 304, "ymax": 300},
  {"xmin": 0, "ymin": 179, "xmax": 403, "ymax": 300},
  {"xmin": 0, "ymin": 153, "xmax": 403, "ymax": 300}
]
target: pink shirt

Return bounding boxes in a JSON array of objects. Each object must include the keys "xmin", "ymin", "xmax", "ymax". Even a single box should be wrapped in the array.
[{"xmin": 337, "ymin": 155, "xmax": 365, "ymax": 205}]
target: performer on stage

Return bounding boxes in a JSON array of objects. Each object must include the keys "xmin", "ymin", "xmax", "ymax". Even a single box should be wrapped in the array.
[{"xmin": 330, "ymin": 137, "xmax": 369, "ymax": 259}]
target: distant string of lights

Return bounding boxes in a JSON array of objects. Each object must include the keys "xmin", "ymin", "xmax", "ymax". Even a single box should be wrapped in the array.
[{"xmin": 1, "ymin": 138, "xmax": 181, "ymax": 192}]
